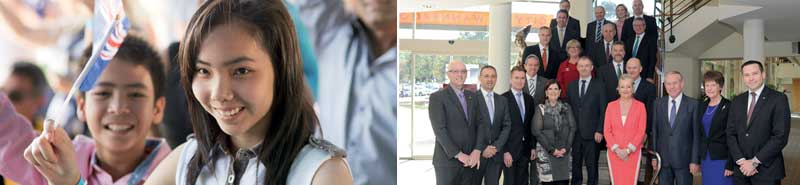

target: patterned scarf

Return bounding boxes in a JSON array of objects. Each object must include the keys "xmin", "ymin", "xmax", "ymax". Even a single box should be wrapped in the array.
[{"xmin": 540, "ymin": 101, "xmax": 569, "ymax": 130}]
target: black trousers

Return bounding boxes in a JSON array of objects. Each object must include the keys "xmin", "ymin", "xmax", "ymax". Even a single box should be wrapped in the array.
[
  {"xmin": 434, "ymin": 166, "xmax": 479, "ymax": 185},
  {"xmin": 503, "ymin": 156, "xmax": 530, "ymax": 185},
  {"xmin": 571, "ymin": 139, "xmax": 599, "ymax": 185},
  {"xmin": 478, "ymin": 157, "xmax": 503, "ymax": 185},
  {"xmin": 732, "ymin": 175, "xmax": 781, "ymax": 185},
  {"xmin": 530, "ymin": 159, "xmax": 540, "ymax": 185},
  {"xmin": 542, "ymin": 180, "xmax": 570, "ymax": 185},
  {"xmin": 659, "ymin": 166, "xmax": 693, "ymax": 185}
]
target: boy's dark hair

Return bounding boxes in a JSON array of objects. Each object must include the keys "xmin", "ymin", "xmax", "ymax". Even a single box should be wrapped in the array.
[{"xmin": 79, "ymin": 35, "xmax": 165, "ymax": 99}]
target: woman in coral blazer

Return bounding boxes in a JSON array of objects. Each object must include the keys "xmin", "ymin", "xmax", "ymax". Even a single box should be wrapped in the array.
[{"xmin": 603, "ymin": 74, "xmax": 647, "ymax": 185}]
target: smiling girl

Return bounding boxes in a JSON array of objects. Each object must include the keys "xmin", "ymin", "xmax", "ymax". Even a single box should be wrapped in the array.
[{"xmin": 146, "ymin": 0, "xmax": 352, "ymax": 184}]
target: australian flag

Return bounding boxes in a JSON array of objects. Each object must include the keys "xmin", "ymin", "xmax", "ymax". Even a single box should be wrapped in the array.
[{"xmin": 78, "ymin": 0, "xmax": 130, "ymax": 91}]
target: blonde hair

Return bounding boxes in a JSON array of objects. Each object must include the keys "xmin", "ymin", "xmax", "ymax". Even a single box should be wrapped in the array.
[
  {"xmin": 618, "ymin": 74, "xmax": 635, "ymax": 87},
  {"xmin": 566, "ymin": 39, "xmax": 582, "ymax": 50}
]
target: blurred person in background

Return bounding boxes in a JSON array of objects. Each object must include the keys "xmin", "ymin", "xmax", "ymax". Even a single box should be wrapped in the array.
[
  {"xmin": 295, "ymin": 0, "xmax": 398, "ymax": 184},
  {"xmin": 2, "ymin": 61, "xmax": 51, "ymax": 131}
]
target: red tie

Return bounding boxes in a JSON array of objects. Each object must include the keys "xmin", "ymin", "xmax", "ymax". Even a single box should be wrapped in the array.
[{"xmin": 542, "ymin": 48, "xmax": 548, "ymax": 70}]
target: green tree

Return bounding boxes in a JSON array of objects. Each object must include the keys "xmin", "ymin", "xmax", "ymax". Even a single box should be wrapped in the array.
[{"xmin": 458, "ymin": 31, "xmax": 488, "ymax": 40}]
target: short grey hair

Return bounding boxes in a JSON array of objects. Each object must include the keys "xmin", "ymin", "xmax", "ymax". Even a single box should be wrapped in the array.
[{"xmin": 525, "ymin": 54, "xmax": 541, "ymax": 64}]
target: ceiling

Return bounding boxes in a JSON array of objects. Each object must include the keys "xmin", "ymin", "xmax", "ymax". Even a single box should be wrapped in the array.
[
  {"xmin": 398, "ymin": 0, "xmax": 513, "ymax": 12},
  {"xmin": 718, "ymin": 0, "xmax": 800, "ymax": 41}
]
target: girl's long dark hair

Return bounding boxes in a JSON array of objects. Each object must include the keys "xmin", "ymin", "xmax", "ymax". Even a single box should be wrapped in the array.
[{"xmin": 177, "ymin": 0, "xmax": 317, "ymax": 184}]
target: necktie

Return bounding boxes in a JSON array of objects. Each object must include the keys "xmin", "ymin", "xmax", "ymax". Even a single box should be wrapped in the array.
[
  {"xmin": 516, "ymin": 92, "xmax": 525, "ymax": 121},
  {"xmin": 458, "ymin": 91, "xmax": 468, "ymax": 120},
  {"xmin": 616, "ymin": 64, "xmax": 622, "ymax": 77},
  {"xmin": 669, "ymin": 99, "xmax": 677, "ymax": 128},
  {"xmin": 487, "ymin": 93, "xmax": 494, "ymax": 125},
  {"xmin": 559, "ymin": 28, "xmax": 565, "ymax": 46},
  {"xmin": 580, "ymin": 80, "xmax": 587, "ymax": 98},
  {"xmin": 595, "ymin": 20, "xmax": 602, "ymax": 42},
  {"xmin": 633, "ymin": 35, "xmax": 641, "ymax": 57},
  {"xmin": 606, "ymin": 42, "xmax": 611, "ymax": 61},
  {"xmin": 542, "ymin": 48, "xmax": 548, "ymax": 70},
  {"xmin": 747, "ymin": 92, "xmax": 757, "ymax": 125},
  {"xmin": 528, "ymin": 79, "xmax": 536, "ymax": 97},
  {"xmin": 634, "ymin": 80, "xmax": 639, "ymax": 93}
]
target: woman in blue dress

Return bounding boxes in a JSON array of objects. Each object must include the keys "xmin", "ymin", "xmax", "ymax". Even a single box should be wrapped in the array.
[{"xmin": 697, "ymin": 71, "xmax": 733, "ymax": 184}]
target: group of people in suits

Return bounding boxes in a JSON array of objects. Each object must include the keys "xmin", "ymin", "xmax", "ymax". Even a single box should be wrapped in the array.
[
  {"xmin": 428, "ymin": 0, "xmax": 789, "ymax": 185},
  {"xmin": 429, "ymin": 59, "xmax": 790, "ymax": 185}
]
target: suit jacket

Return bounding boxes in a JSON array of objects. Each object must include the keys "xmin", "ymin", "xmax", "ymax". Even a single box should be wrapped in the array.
[
  {"xmin": 621, "ymin": 14, "xmax": 658, "ymax": 42},
  {"xmin": 566, "ymin": 78, "xmax": 608, "ymax": 140},
  {"xmin": 586, "ymin": 20, "xmax": 616, "ymax": 67},
  {"xmin": 586, "ymin": 39, "xmax": 616, "ymax": 69},
  {"xmin": 650, "ymin": 94, "xmax": 701, "ymax": 168},
  {"xmin": 624, "ymin": 34, "xmax": 658, "ymax": 79},
  {"xmin": 521, "ymin": 44, "xmax": 564, "ymax": 79},
  {"xmin": 726, "ymin": 87, "xmax": 790, "ymax": 180},
  {"xmin": 429, "ymin": 86, "xmax": 481, "ymax": 167},
  {"xmin": 524, "ymin": 75, "xmax": 549, "ymax": 105},
  {"xmin": 474, "ymin": 91, "xmax": 512, "ymax": 163},
  {"xmin": 603, "ymin": 99, "xmax": 647, "ymax": 152},
  {"xmin": 697, "ymin": 98, "xmax": 734, "ymax": 170},
  {"xmin": 596, "ymin": 62, "xmax": 626, "ymax": 102},
  {"xmin": 550, "ymin": 18, "xmax": 581, "ymax": 57},
  {"xmin": 502, "ymin": 90, "xmax": 536, "ymax": 159},
  {"xmin": 633, "ymin": 79, "xmax": 657, "ymax": 135},
  {"xmin": 586, "ymin": 20, "xmax": 613, "ymax": 45}
]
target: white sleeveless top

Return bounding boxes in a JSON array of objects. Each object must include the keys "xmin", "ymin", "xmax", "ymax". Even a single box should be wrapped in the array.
[{"xmin": 175, "ymin": 137, "xmax": 346, "ymax": 185}]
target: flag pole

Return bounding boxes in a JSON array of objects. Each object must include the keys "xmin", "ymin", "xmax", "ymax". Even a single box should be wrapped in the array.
[{"xmin": 47, "ymin": 18, "xmax": 120, "ymax": 128}]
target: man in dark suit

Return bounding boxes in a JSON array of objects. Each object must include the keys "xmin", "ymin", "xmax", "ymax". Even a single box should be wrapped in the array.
[
  {"xmin": 429, "ymin": 61, "xmax": 482, "ymax": 185},
  {"xmin": 566, "ymin": 57, "xmax": 607, "ymax": 185},
  {"xmin": 596, "ymin": 41, "xmax": 626, "ymax": 102},
  {"xmin": 586, "ymin": 7, "xmax": 616, "ymax": 68},
  {"xmin": 621, "ymin": 0, "xmax": 658, "ymax": 42},
  {"xmin": 502, "ymin": 66, "xmax": 535, "ymax": 185},
  {"xmin": 726, "ymin": 61, "xmax": 790, "ymax": 185},
  {"xmin": 551, "ymin": 9, "xmax": 580, "ymax": 58},
  {"xmin": 549, "ymin": 0, "xmax": 580, "ymax": 42},
  {"xmin": 521, "ymin": 27, "xmax": 563, "ymax": 79},
  {"xmin": 523, "ymin": 55, "xmax": 549, "ymax": 104},
  {"xmin": 650, "ymin": 71, "xmax": 701, "ymax": 185},
  {"xmin": 624, "ymin": 17, "xmax": 658, "ymax": 81},
  {"xmin": 521, "ymin": 54, "xmax": 547, "ymax": 185},
  {"xmin": 587, "ymin": 22, "xmax": 617, "ymax": 69},
  {"xmin": 626, "ymin": 58, "xmax": 656, "ymax": 130},
  {"xmin": 474, "ymin": 66, "xmax": 512, "ymax": 185}
]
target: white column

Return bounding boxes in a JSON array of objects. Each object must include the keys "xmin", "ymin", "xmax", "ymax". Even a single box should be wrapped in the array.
[
  {"xmin": 569, "ymin": 0, "xmax": 593, "ymax": 37},
  {"xmin": 743, "ymin": 19, "xmax": 765, "ymax": 62},
  {"xmin": 489, "ymin": 2, "xmax": 512, "ymax": 93}
]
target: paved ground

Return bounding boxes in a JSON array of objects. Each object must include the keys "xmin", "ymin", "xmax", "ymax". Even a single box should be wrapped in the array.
[{"xmin": 399, "ymin": 118, "xmax": 800, "ymax": 185}]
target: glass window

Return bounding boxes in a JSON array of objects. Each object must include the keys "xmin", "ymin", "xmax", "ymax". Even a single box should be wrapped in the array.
[
  {"xmin": 596, "ymin": 0, "xmax": 661, "ymax": 25},
  {"xmin": 700, "ymin": 57, "xmax": 798, "ymax": 113}
]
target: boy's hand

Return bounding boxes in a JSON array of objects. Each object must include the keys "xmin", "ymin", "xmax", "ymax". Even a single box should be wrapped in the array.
[{"xmin": 23, "ymin": 119, "xmax": 80, "ymax": 185}]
